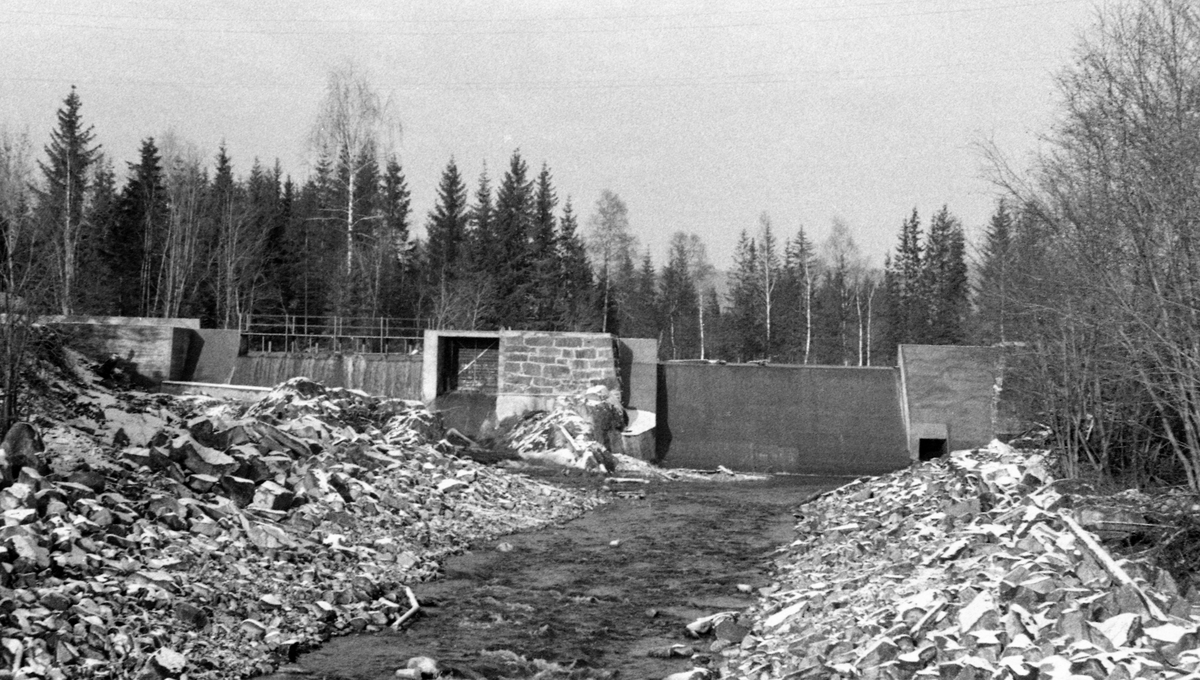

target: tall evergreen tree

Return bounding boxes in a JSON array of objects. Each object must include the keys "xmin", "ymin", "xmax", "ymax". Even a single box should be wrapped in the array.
[
  {"xmin": 877, "ymin": 253, "xmax": 899, "ymax": 365},
  {"xmin": 625, "ymin": 249, "xmax": 659, "ymax": 340},
  {"xmin": 254, "ymin": 161, "xmax": 292, "ymax": 317},
  {"xmin": 884, "ymin": 208, "xmax": 926, "ymax": 351},
  {"xmin": 80, "ymin": 156, "xmax": 118, "ymax": 313},
  {"xmin": 281, "ymin": 153, "xmax": 340, "ymax": 319},
  {"xmin": 725, "ymin": 230, "xmax": 765, "ymax": 361},
  {"xmin": 425, "ymin": 159, "xmax": 469, "ymax": 290},
  {"xmin": 37, "ymin": 86, "xmax": 100, "ymax": 315},
  {"xmin": 973, "ymin": 199, "xmax": 1016, "ymax": 344},
  {"xmin": 376, "ymin": 156, "xmax": 413, "ymax": 317},
  {"xmin": 553, "ymin": 199, "xmax": 597, "ymax": 330},
  {"xmin": 812, "ymin": 256, "xmax": 851, "ymax": 365},
  {"xmin": 489, "ymin": 150, "xmax": 535, "ymax": 327},
  {"xmin": 464, "ymin": 164, "xmax": 493, "ymax": 273},
  {"xmin": 109, "ymin": 138, "xmax": 167, "ymax": 316},
  {"xmin": 527, "ymin": 164, "xmax": 559, "ymax": 328},
  {"xmin": 923, "ymin": 205, "xmax": 969, "ymax": 344}
]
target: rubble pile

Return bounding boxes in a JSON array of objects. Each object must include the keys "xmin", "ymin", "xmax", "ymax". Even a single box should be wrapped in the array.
[
  {"xmin": 499, "ymin": 386, "xmax": 624, "ymax": 473},
  {"xmin": 1, "ymin": 361, "xmax": 606, "ymax": 679},
  {"xmin": 722, "ymin": 443, "xmax": 1200, "ymax": 680}
]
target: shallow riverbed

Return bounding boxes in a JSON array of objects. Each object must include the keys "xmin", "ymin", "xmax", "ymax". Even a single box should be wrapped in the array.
[{"xmin": 264, "ymin": 474, "xmax": 842, "ymax": 679}]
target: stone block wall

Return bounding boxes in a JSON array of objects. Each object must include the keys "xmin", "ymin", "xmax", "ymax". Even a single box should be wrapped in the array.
[{"xmin": 498, "ymin": 331, "xmax": 617, "ymax": 396}]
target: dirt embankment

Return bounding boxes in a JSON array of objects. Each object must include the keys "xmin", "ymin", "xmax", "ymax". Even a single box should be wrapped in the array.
[{"xmin": 267, "ymin": 475, "xmax": 843, "ymax": 679}]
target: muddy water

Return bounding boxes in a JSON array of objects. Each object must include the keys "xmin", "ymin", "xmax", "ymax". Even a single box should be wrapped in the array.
[{"xmin": 268, "ymin": 475, "xmax": 843, "ymax": 679}]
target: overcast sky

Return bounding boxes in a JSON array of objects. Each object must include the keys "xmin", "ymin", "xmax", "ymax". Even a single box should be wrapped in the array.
[{"xmin": 0, "ymin": 0, "xmax": 1104, "ymax": 270}]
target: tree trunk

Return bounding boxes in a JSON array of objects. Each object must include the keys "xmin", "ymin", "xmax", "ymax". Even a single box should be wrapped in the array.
[
  {"xmin": 803, "ymin": 267, "xmax": 813, "ymax": 365},
  {"xmin": 60, "ymin": 164, "xmax": 73, "ymax": 315}
]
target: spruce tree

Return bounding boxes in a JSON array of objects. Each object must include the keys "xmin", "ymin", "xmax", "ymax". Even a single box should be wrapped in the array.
[
  {"xmin": 923, "ymin": 205, "xmax": 969, "ymax": 344},
  {"xmin": 489, "ymin": 150, "xmax": 534, "ymax": 327},
  {"xmin": 254, "ymin": 161, "xmax": 292, "ymax": 318},
  {"xmin": 973, "ymin": 199, "xmax": 1015, "ymax": 344},
  {"xmin": 608, "ymin": 249, "xmax": 638, "ymax": 336},
  {"xmin": 265, "ymin": 175, "xmax": 296, "ymax": 319},
  {"xmin": 381, "ymin": 158, "xmax": 411, "ymax": 244},
  {"xmin": 626, "ymin": 249, "xmax": 659, "ymax": 340},
  {"xmin": 464, "ymin": 164, "xmax": 493, "ymax": 273},
  {"xmin": 425, "ymin": 159, "xmax": 469, "ymax": 290},
  {"xmin": 80, "ymin": 156, "xmax": 118, "ymax": 314},
  {"xmin": 527, "ymin": 164, "xmax": 559, "ymax": 328},
  {"xmin": 377, "ymin": 157, "xmax": 413, "ymax": 317},
  {"xmin": 884, "ymin": 208, "xmax": 926, "ymax": 350},
  {"xmin": 283, "ymin": 169, "xmax": 339, "ymax": 320},
  {"xmin": 727, "ymin": 230, "xmax": 765, "ymax": 361},
  {"xmin": 554, "ymin": 199, "xmax": 597, "ymax": 330},
  {"xmin": 211, "ymin": 147, "xmax": 251, "ymax": 327},
  {"xmin": 110, "ymin": 138, "xmax": 167, "ymax": 317},
  {"xmin": 427, "ymin": 163, "xmax": 497, "ymax": 330},
  {"xmin": 37, "ymin": 86, "xmax": 99, "ymax": 315},
  {"xmin": 876, "ymin": 254, "xmax": 898, "ymax": 363}
]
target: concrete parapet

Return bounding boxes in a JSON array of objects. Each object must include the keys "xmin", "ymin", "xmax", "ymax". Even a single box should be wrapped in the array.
[{"xmin": 161, "ymin": 380, "xmax": 270, "ymax": 402}]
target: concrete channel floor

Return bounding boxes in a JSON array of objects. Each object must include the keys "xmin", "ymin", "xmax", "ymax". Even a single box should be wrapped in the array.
[{"xmin": 262, "ymin": 473, "xmax": 845, "ymax": 680}]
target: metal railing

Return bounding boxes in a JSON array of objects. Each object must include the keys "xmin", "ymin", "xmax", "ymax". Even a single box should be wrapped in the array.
[{"xmin": 238, "ymin": 314, "xmax": 429, "ymax": 354}]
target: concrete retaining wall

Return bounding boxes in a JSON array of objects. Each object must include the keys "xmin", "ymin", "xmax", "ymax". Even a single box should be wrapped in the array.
[
  {"xmin": 187, "ymin": 329, "xmax": 242, "ymax": 384},
  {"xmin": 50, "ymin": 323, "xmax": 191, "ymax": 387},
  {"xmin": 230, "ymin": 353, "xmax": 423, "ymax": 399},
  {"xmin": 618, "ymin": 338, "xmax": 659, "ymax": 411},
  {"xmin": 898, "ymin": 344, "xmax": 1001, "ymax": 456},
  {"xmin": 658, "ymin": 362, "xmax": 910, "ymax": 475}
]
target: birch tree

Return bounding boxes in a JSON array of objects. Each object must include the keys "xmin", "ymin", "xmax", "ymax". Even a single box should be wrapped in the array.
[
  {"xmin": 757, "ymin": 213, "xmax": 781, "ymax": 359},
  {"xmin": 155, "ymin": 132, "xmax": 209, "ymax": 318},
  {"xmin": 586, "ymin": 189, "xmax": 635, "ymax": 332},
  {"xmin": 0, "ymin": 128, "xmax": 39, "ymax": 431},
  {"xmin": 683, "ymin": 233, "xmax": 715, "ymax": 359},
  {"xmin": 785, "ymin": 226, "xmax": 818, "ymax": 364},
  {"xmin": 309, "ymin": 63, "xmax": 399, "ymax": 289}
]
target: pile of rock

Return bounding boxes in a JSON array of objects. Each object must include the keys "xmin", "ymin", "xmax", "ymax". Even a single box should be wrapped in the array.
[
  {"xmin": 499, "ymin": 386, "xmax": 624, "ymax": 473},
  {"xmin": 1, "ymin": 370, "xmax": 606, "ymax": 679},
  {"xmin": 721, "ymin": 442, "xmax": 1200, "ymax": 680}
]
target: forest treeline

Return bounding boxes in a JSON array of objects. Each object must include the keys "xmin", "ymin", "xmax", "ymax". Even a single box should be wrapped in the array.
[
  {"xmin": 0, "ymin": 70, "xmax": 987, "ymax": 368},
  {"xmin": 5, "ymin": 0, "xmax": 1200, "ymax": 490},
  {"xmin": 4, "ymin": 0, "xmax": 1195, "ymax": 489}
]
